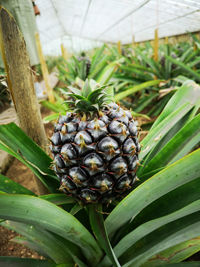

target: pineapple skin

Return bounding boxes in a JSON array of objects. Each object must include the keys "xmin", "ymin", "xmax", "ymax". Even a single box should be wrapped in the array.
[{"xmin": 50, "ymin": 103, "xmax": 140, "ymax": 204}]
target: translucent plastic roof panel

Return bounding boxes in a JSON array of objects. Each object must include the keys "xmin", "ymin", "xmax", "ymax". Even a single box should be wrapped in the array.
[{"xmin": 36, "ymin": 0, "xmax": 200, "ymax": 54}]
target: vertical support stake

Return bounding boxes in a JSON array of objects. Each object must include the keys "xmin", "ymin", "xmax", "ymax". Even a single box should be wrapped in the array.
[
  {"xmin": 154, "ymin": 28, "xmax": 159, "ymax": 61},
  {"xmin": 117, "ymin": 40, "xmax": 121, "ymax": 55},
  {"xmin": 35, "ymin": 32, "xmax": 55, "ymax": 103},
  {"xmin": 0, "ymin": 7, "xmax": 48, "ymax": 194},
  {"xmin": 61, "ymin": 43, "xmax": 68, "ymax": 61}
]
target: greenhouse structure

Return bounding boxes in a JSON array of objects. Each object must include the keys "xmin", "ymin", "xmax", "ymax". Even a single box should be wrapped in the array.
[{"xmin": 0, "ymin": 0, "xmax": 200, "ymax": 266}]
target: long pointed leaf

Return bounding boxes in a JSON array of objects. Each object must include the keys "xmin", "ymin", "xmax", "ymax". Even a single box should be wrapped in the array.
[
  {"xmin": 0, "ymin": 174, "xmax": 35, "ymax": 195},
  {"xmin": 151, "ymin": 80, "xmax": 200, "ymax": 130},
  {"xmin": 114, "ymin": 80, "xmax": 162, "ymax": 102},
  {"xmin": 139, "ymin": 103, "xmax": 192, "ymax": 162},
  {"xmin": 105, "ymin": 149, "xmax": 200, "ymax": 238},
  {"xmin": 142, "ymin": 238, "xmax": 200, "ymax": 266},
  {"xmin": 1, "ymin": 220, "xmax": 75, "ymax": 264},
  {"xmin": 0, "ymin": 194, "xmax": 103, "ymax": 266},
  {"xmin": 89, "ymin": 204, "xmax": 121, "ymax": 267},
  {"xmin": 141, "ymin": 113, "xmax": 200, "ymax": 176},
  {"xmin": 101, "ymin": 200, "xmax": 200, "ymax": 266},
  {"xmin": 0, "ymin": 257, "xmax": 57, "ymax": 267},
  {"xmin": 0, "ymin": 123, "xmax": 59, "ymax": 192},
  {"xmin": 123, "ymin": 212, "xmax": 200, "ymax": 267}
]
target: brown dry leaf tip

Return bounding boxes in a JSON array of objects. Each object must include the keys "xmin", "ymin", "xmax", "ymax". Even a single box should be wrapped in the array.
[
  {"xmin": 125, "ymin": 181, "xmax": 131, "ymax": 189},
  {"xmin": 73, "ymin": 176, "xmax": 82, "ymax": 185},
  {"xmin": 94, "ymin": 122, "xmax": 100, "ymax": 130},
  {"xmin": 118, "ymin": 165, "xmax": 126, "ymax": 175},
  {"xmin": 135, "ymin": 177, "xmax": 140, "ymax": 182},
  {"xmin": 80, "ymin": 135, "xmax": 86, "ymax": 149},
  {"xmin": 85, "ymin": 196, "xmax": 91, "ymax": 202},
  {"xmin": 98, "ymin": 110, "xmax": 104, "ymax": 117},
  {"xmin": 130, "ymin": 146, "xmax": 136, "ymax": 155},
  {"xmin": 61, "ymin": 152, "xmax": 70, "ymax": 162},
  {"xmin": 109, "ymin": 145, "xmax": 115, "ymax": 155},
  {"xmin": 81, "ymin": 114, "xmax": 87, "ymax": 121},
  {"xmin": 136, "ymin": 161, "xmax": 143, "ymax": 167},
  {"xmin": 90, "ymin": 162, "xmax": 98, "ymax": 171},
  {"xmin": 59, "ymin": 184, "xmax": 66, "ymax": 191},
  {"xmin": 101, "ymin": 184, "xmax": 109, "ymax": 192},
  {"xmin": 61, "ymin": 124, "xmax": 66, "ymax": 134}
]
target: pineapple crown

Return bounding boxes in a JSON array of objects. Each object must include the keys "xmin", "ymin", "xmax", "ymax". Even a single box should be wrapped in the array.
[{"xmin": 63, "ymin": 79, "xmax": 114, "ymax": 114}]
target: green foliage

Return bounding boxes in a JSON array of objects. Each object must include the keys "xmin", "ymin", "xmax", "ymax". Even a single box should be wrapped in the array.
[
  {"xmin": 62, "ymin": 79, "xmax": 114, "ymax": 113},
  {"xmin": 0, "ymin": 78, "xmax": 200, "ymax": 266}
]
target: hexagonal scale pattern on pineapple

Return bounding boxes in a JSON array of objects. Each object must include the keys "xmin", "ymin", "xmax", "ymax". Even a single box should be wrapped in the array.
[{"xmin": 50, "ymin": 103, "xmax": 140, "ymax": 204}]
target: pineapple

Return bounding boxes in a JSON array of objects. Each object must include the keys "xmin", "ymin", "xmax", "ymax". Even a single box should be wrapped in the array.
[{"xmin": 50, "ymin": 80, "xmax": 140, "ymax": 203}]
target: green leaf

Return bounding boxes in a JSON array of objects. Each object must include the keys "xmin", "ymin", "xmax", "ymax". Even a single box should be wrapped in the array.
[
  {"xmin": 82, "ymin": 79, "xmax": 92, "ymax": 97},
  {"xmin": 89, "ymin": 204, "xmax": 121, "ymax": 267},
  {"xmin": 101, "ymin": 200, "xmax": 200, "ymax": 266},
  {"xmin": 141, "ymin": 113, "xmax": 200, "ymax": 177},
  {"xmin": 139, "ymin": 103, "xmax": 192, "ymax": 162},
  {"xmin": 105, "ymin": 149, "xmax": 200, "ymax": 238},
  {"xmin": 127, "ymin": 176, "xmax": 200, "ymax": 240},
  {"xmin": 90, "ymin": 44, "xmax": 106, "ymax": 74},
  {"xmin": 0, "ymin": 194, "xmax": 102, "ymax": 266},
  {"xmin": 159, "ymin": 262, "xmax": 200, "ymax": 267},
  {"xmin": 114, "ymin": 80, "xmax": 162, "ymax": 102},
  {"xmin": 142, "ymin": 238, "xmax": 200, "ymax": 266},
  {"xmin": 151, "ymin": 80, "xmax": 200, "ymax": 130},
  {"xmin": 1, "ymin": 220, "xmax": 75, "ymax": 264},
  {"xmin": 0, "ymin": 123, "xmax": 59, "ymax": 193},
  {"xmin": 174, "ymin": 75, "xmax": 189, "ymax": 84},
  {"xmin": 70, "ymin": 203, "xmax": 83, "ymax": 216},
  {"xmin": 165, "ymin": 55, "xmax": 200, "ymax": 82},
  {"xmin": 43, "ymin": 113, "xmax": 63, "ymax": 123},
  {"xmin": 39, "ymin": 194, "xmax": 76, "ymax": 205},
  {"xmin": 0, "ymin": 174, "xmax": 35, "ymax": 195},
  {"xmin": 41, "ymin": 101, "xmax": 66, "ymax": 113},
  {"xmin": 96, "ymin": 59, "xmax": 122, "ymax": 85},
  {"xmin": 122, "ymin": 212, "xmax": 200, "ymax": 267},
  {"xmin": 89, "ymin": 55, "xmax": 109, "ymax": 80},
  {"xmin": 0, "ymin": 257, "xmax": 57, "ymax": 267}
]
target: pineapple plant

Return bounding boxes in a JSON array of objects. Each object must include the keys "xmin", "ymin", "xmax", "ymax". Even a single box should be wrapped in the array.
[
  {"xmin": 0, "ymin": 80, "xmax": 200, "ymax": 266},
  {"xmin": 50, "ymin": 80, "xmax": 140, "ymax": 203},
  {"xmin": 77, "ymin": 52, "xmax": 91, "ymax": 78}
]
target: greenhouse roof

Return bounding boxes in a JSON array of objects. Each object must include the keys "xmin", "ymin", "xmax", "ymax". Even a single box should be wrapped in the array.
[{"xmin": 36, "ymin": 0, "xmax": 200, "ymax": 54}]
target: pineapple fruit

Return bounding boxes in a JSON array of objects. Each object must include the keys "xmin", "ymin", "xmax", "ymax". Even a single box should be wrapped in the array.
[{"xmin": 50, "ymin": 80, "xmax": 140, "ymax": 203}]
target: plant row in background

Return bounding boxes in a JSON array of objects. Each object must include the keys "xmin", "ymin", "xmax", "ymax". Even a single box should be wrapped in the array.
[{"xmin": 42, "ymin": 34, "xmax": 200, "ymax": 122}]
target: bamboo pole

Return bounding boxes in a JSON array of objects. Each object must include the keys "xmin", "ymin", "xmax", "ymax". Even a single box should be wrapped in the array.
[
  {"xmin": 132, "ymin": 35, "xmax": 135, "ymax": 48},
  {"xmin": 117, "ymin": 40, "xmax": 122, "ymax": 54},
  {"xmin": 0, "ymin": 7, "xmax": 48, "ymax": 194},
  {"xmin": 164, "ymin": 36, "xmax": 168, "ymax": 45},
  {"xmin": 61, "ymin": 43, "xmax": 68, "ymax": 61},
  {"xmin": 154, "ymin": 28, "xmax": 159, "ymax": 61},
  {"xmin": 35, "ymin": 32, "xmax": 55, "ymax": 103}
]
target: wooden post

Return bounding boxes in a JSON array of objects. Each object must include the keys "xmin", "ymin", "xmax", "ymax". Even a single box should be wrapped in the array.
[
  {"xmin": 164, "ymin": 36, "xmax": 168, "ymax": 45},
  {"xmin": 0, "ymin": 7, "xmax": 48, "ymax": 194},
  {"xmin": 117, "ymin": 40, "xmax": 122, "ymax": 55},
  {"xmin": 154, "ymin": 28, "xmax": 159, "ymax": 61},
  {"xmin": 35, "ymin": 32, "xmax": 55, "ymax": 103},
  {"xmin": 61, "ymin": 43, "xmax": 68, "ymax": 61}
]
